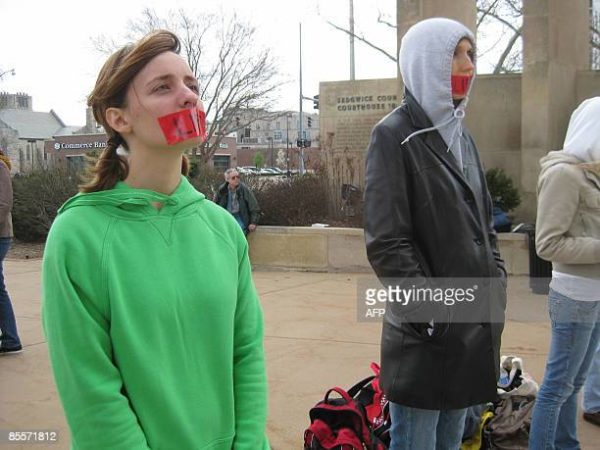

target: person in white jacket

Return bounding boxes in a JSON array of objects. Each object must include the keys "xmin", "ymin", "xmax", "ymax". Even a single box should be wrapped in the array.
[{"xmin": 530, "ymin": 97, "xmax": 600, "ymax": 449}]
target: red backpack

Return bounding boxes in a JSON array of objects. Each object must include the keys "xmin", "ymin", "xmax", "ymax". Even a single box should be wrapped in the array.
[{"xmin": 304, "ymin": 363, "xmax": 390, "ymax": 450}]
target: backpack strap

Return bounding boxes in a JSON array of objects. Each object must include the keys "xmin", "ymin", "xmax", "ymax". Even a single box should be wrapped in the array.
[
  {"xmin": 370, "ymin": 362, "xmax": 381, "ymax": 376},
  {"xmin": 347, "ymin": 376, "xmax": 376, "ymax": 398},
  {"xmin": 324, "ymin": 387, "xmax": 355, "ymax": 404}
]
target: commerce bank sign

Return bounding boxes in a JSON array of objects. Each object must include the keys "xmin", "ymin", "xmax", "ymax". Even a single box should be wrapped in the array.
[{"xmin": 53, "ymin": 141, "xmax": 107, "ymax": 151}]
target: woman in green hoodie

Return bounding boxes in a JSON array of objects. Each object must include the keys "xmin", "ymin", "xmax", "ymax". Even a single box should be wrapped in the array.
[{"xmin": 42, "ymin": 30, "xmax": 270, "ymax": 450}]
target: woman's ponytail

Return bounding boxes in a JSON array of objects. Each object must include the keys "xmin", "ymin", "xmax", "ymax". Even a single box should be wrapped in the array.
[{"xmin": 80, "ymin": 135, "xmax": 129, "ymax": 193}]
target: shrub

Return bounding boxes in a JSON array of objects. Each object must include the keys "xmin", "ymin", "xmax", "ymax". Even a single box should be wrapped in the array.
[
  {"xmin": 187, "ymin": 161, "xmax": 223, "ymax": 200},
  {"xmin": 485, "ymin": 168, "xmax": 521, "ymax": 212},
  {"xmin": 10, "ymin": 164, "xmax": 346, "ymax": 243},
  {"xmin": 253, "ymin": 152, "xmax": 265, "ymax": 169},
  {"xmin": 191, "ymin": 168, "xmax": 331, "ymax": 226},
  {"xmin": 246, "ymin": 173, "xmax": 330, "ymax": 226},
  {"xmin": 12, "ymin": 168, "xmax": 80, "ymax": 242}
]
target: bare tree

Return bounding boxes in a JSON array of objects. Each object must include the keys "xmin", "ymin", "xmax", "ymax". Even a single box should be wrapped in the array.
[
  {"xmin": 325, "ymin": 0, "xmax": 524, "ymax": 73},
  {"xmin": 476, "ymin": 0, "xmax": 522, "ymax": 73},
  {"xmin": 330, "ymin": 0, "xmax": 600, "ymax": 74},
  {"xmin": 93, "ymin": 8, "xmax": 286, "ymax": 163},
  {"xmin": 326, "ymin": 20, "xmax": 396, "ymax": 63}
]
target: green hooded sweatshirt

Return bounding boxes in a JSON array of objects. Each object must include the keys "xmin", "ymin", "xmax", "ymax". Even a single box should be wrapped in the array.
[{"xmin": 42, "ymin": 176, "xmax": 269, "ymax": 450}]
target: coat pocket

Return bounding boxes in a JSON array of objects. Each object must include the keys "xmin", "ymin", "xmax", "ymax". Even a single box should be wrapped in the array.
[
  {"xmin": 582, "ymin": 191, "xmax": 600, "ymax": 209},
  {"xmin": 580, "ymin": 192, "xmax": 600, "ymax": 238}
]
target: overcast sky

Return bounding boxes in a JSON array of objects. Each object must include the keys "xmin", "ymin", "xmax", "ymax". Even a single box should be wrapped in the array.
[
  {"xmin": 0, "ymin": 0, "xmax": 399, "ymax": 126},
  {"xmin": 5, "ymin": 0, "xmax": 575, "ymax": 126}
]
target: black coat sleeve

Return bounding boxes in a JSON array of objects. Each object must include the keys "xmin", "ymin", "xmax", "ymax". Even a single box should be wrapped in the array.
[
  {"xmin": 364, "ymin": 123, "xmax": 430, "ymax": 280},
  {"xmin": 245, "ymin": 188, "xmax": 261, "ymax": 225},
  {"xmin": 486, "ymin": 191, "xmax": 507, "ymax": 279}
]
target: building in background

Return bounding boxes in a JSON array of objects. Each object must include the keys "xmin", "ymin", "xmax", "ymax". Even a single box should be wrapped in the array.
[
  {"xmin": 231, "ymin": 109, "xmax": 321, "ymax": 171},
  {"xmin": 0, "ymin": 92, "xmax": 237, "ymax": 174},
  {"xmin": 0, "ymin": 92, "xmax": 79, "ymax": 173},
  {"xmin": 233, "ymin": 109, "xmax": 319, "ymax": 149},
  {"xmin": 45, "ymin": 110, "xmax": 238, "ymax": 173},
  {"xmin": 209, "ymin": 136, "xmax": 238, "ymax": 172}
]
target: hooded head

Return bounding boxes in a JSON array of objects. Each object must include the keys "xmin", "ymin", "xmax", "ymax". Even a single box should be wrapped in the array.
[
  {"xmin": 399, "ymin": 18, "xmax": 475, "ymax": 168},
  {"xmin": 400, "ymin": 17, "xmax": 475, "ymax": 113},
  {"xmin": 563, "ymin": 97, "xmax": 600, "ymax": 163}
]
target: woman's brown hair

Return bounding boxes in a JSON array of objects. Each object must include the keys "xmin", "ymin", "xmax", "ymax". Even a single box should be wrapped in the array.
[{"xmin": 81, "ymin": 30, "xmax": 189, "ymax": 193}]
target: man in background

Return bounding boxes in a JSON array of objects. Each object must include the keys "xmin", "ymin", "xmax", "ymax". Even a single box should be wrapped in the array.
[{"xmin": 215, "ymin": 168, "xmax": 260, "ymax": 236}]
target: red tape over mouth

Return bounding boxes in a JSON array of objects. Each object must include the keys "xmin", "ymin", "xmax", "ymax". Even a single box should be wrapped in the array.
[
  {"xmin": 451, "ymin": 74, "xmax": 472, "ymax": 97},
  {"xmin": 157, "ymin": 107, "xmax": 207, "ymax": 146}
]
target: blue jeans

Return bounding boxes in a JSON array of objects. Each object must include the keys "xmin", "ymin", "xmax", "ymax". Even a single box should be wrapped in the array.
[
  {"xmin": 583, "ymin": 341, "xmax": 600, "ymax": 414},
  {"xmin": 232, "ymin": 213, "xmax": 248, "ymax": 235},
  {"xmin": 529, "ymin": 289, "xmax": 600, "ymax": 450},
  {"xmin": 0, "ymin": 237, "xmax": 21, "ymax": 349},
  {"xmin": 389, "ymin": 402, "xmax": 467, "ymax": 450}
]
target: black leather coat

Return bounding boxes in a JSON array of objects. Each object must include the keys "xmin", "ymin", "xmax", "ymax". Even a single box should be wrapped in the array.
[{"xmin": 364, "ymin": 92, "xmax": 506, "ymax": 410}]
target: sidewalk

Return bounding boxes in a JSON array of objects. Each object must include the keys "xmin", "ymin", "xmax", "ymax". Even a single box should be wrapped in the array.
[{"xmin": 1, "ymin": 259, "xmax": 598, "ymax": 449}]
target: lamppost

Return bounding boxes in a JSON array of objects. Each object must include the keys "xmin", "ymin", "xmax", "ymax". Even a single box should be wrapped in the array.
[
  {"xmin": 267, "ymin": 137, "xmax": 274, "ymax": 167},
  {"xmin": 0, "ymin": 68, "xmax": 15, "ymax": 81},
  {"xmin": 286, "ymin": 113, "xmax": 292, "ymax": 175}
]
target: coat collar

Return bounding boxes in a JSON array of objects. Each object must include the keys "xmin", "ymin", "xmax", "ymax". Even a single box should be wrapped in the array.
[
  {"xmin": 404, "ymin": 90, "xmax": 469, "ymax": 185},
  {"xmin": 404, "ymin": 89, "xmax": 434, "ymax": 130}
]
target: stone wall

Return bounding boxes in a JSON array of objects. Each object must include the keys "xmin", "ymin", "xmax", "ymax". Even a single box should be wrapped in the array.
[
  {"xmin": 248, "ymin": 226, "xmax": 529, "ymax": 275},
  {"xmin": 320, "ymin": 68, "xmax": 600, "ymax": 222},
  {"xmin": 466, "ymin": 74, "xmax": 522, "ymax": 184},
  {"xmin": 319, "ymin": 76, "xmax": 524, "ymax": 214},
  {"xmin": 576, "ymin": 70, "xmax": 600, "ymax": 102},
  {"xmin": 319, "ymin": 78, "xmax": 399, "ymax": 211}
]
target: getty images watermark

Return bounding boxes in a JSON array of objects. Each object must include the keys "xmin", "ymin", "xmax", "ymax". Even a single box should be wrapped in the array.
[{"xmin": 356, "ymin": 277, "xmax": 506, "ymax": 323}]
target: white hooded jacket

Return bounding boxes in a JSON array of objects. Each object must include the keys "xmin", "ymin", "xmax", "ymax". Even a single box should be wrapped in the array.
[{"xmin": 535, "ymin": 97, "xmax": 600, "ymax": 281}]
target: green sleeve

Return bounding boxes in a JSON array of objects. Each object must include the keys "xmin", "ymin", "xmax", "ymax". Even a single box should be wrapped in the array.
[
  {"xmin": 42, "ymin": 217, "xmax": 150, "ymax": 450},
  {"xmin": 232, "ymin": 239, "xmax": 270, "ymax": 449}
]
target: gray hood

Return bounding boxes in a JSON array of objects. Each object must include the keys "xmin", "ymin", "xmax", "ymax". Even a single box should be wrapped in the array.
[{"xmin": 399, "ymin": 17, "xmax": 475, "ymax": 170}]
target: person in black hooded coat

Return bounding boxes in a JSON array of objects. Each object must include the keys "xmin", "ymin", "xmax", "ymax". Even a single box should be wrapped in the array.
[{"xmin": 364, "ymin": 18, "xmax": 506, "ymax": 450}]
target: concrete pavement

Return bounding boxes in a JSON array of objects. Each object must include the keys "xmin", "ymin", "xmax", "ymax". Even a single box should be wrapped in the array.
[{"xmin": 1, "ymin": 259, "xmax": 599, "ymax": 449}]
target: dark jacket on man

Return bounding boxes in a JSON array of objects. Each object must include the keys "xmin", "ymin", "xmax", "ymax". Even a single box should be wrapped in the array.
[
  {"xmin": 364, "ymin": 91, "xmax": 507, "ymax": 410},
  {"xmin": 0, "ymin": 161, "xmax": 13, "ymax": 238},
  {"xmin": 214, "ymin": 182, "xmax": 260, "ymax": 231}
]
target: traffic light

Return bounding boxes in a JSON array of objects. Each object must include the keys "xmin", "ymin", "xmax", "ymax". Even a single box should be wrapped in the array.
[
  {"xmin": 296, "ymin": 139, "xmax": 311, "ymax": 148},
  {"xmin": 307, "ymin": 117, "xmax": 312, "ymax": 128},
  {"xmin": 313, "ymin": 95, "xmax": 319, "ymax": 110}
]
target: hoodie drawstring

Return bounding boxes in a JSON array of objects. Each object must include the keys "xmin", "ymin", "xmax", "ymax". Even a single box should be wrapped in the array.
[{"xmin": 401, "ymin": 106, "xmax": 466, "ymax": 151}]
